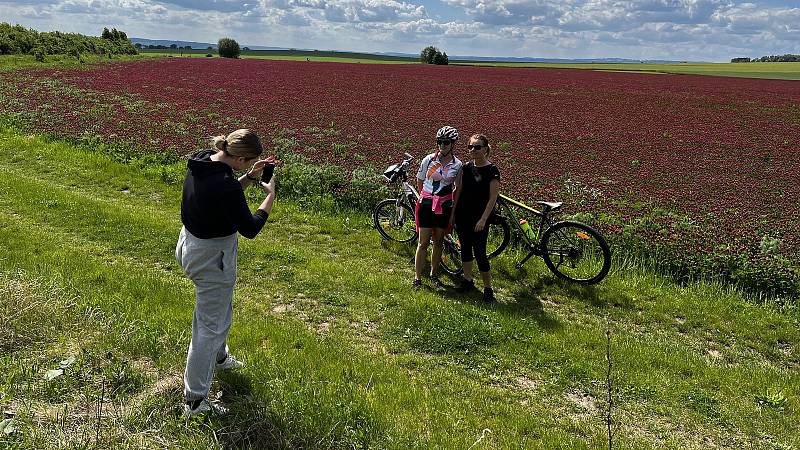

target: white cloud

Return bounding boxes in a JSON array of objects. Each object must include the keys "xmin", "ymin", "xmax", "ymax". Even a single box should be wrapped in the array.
[{"xmin": 2, "ymin": 0, "xmax": 800, "ymax": 60}]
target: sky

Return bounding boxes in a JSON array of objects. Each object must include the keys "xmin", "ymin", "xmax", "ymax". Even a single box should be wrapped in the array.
[{"xmin": 1, "ymin": 0, "xmax": 799, "ymax": 61}]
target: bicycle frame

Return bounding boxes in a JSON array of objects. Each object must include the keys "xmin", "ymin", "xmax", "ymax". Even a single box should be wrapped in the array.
[
  {"xmin": 399, "ymin": 179, "xmax": 420, "ymax": 207},
  {"xmin": 495, "ymin": 193, "xmax": 558, "ymax": 267}
]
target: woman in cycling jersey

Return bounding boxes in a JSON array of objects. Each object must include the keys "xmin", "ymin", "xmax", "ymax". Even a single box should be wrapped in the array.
[
  {"xmin": 413, "ymin": 126, "xmax": 463, "ymax": 289},
  {"xmin": 452, "ymin": 133, "xmax": 500, "ymax": 302}
]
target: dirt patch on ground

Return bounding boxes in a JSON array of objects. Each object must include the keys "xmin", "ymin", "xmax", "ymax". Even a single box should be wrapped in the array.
[
  {"xmin": 565, "ymin": 389, "xmax": 598, "ymax": 414},
  {"xmin": 515, "ymin": 376, "xmax": 541, "ymax": 391},
  {"xmin": 271, "ymin": 303, "xmax": 296, "ymax": 314}
]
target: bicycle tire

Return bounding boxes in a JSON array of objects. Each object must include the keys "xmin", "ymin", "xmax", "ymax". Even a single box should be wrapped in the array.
[
  {"xmin": 373, "ymin": 199, "xmax": 418, "ymax": 244},
  {"xmin": 486, "ymin": 217, "xmax": 511, "ymax": 259},
  {"xmin": 439, "ymin": 233, "xmax": 463, "ymax": 276},
  {"xmin": 541, "ymin": 221, "xmax": 611, "ymax": 284}
]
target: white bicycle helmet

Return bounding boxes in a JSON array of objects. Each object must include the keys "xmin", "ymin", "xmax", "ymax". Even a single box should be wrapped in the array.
[{"xmin": 436, "ymin": 126, "xmax": 458, "ymax": 141}]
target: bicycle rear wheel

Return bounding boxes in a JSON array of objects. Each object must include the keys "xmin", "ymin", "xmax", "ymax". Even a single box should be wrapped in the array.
[
  {"xmin": 486, "ymin": 217, "xmax": 511, "ymax": 259},
  {"xmin": 373, "ymin": 199, "xmax": 417, "ymax": 244},
  {"xmin": 439, "ymin": 233, "xmax": 463, "ymax": 276},
  {"xmin": 541, "ymin": 221, "xmax": 611, "ymax": 284}
]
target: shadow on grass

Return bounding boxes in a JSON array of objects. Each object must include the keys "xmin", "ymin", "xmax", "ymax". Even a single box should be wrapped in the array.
[
  {"xmin": 214, "ymin": 372, "xmax": 288, "ymax": 449},
  {"xmin": 561, "ymin": 282, "xmax": 637, "ymax": 310},
  {"xmin": 438, "ymin": 270, "xmax": 563, "ymax": 332}
]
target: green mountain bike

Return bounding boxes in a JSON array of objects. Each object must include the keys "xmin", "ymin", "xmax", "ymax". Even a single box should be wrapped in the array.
[{"xmin": 489, "ymin": 194, "xmax": 612, "ymax": 284}]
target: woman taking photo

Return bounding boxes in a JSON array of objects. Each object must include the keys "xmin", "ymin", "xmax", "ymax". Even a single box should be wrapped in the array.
[
  {"xmin": 452, "ymin": 134, "xmax": 500, "ymax": 302},
  {"xmin": 413, "ymin": 126, "xmax": 463, "ymax": 289},
  {"xmin": 175, "ymin": 129, "xmax": 277, "ymax": 417}
]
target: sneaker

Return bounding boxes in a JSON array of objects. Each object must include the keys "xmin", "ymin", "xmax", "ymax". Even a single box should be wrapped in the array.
[
  {"xmin": 182, "ymin": 399, "xmax": 228, "ymax": 418},
  {"xmin": 430, "ymin": 275, "xmax": 443, "ymax": 289},
  {"xmin": 456, "ymin": 278, "xmax": 476, "ymax": 293},
  {"xmin": 482, "ymin": 287, "xmax": 495, "ymax": 303},
  {"xmin": 412, "ymin": 279, "xmax": 423, "ymax": 290},
  {"xmin": 216, "ymin": 354, "xmax": 244, "ymax": 372}
]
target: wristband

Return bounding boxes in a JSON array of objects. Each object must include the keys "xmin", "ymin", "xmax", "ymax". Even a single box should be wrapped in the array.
[{"xmin": 245, "ymin": 172, "xmax": 259, "ymax": 182}]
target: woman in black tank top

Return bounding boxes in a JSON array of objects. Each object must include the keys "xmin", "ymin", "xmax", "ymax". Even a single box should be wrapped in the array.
[{"xmin": 452, "ymin": 134, "xmax": 501, "ymax": 302}]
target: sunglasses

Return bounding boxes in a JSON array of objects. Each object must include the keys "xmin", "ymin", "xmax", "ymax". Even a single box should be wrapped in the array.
[
  {"xmin": 467, "ymin": 144, "xmax": 486, "ymax": 150},
  {"xmin": 436, "ymin": 139, "xmax": 454, "ymax": 146}
]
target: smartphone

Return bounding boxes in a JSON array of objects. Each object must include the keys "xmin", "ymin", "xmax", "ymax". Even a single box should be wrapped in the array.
[{"xmin": 261, "ymin": 163, "xmax": 275, "ymax": 183}]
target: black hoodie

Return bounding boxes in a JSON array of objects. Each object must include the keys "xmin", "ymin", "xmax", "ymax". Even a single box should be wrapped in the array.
[{"xmin": 181, "ymin": 150, "xmax": 268, "ymax": 239}]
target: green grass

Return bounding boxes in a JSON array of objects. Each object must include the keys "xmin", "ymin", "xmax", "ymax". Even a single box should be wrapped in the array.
[
  {"xmin": 0, "ymin": 54, "xmax": 142, "ymax": 72},
  {"xmin": 0, "ymin": 127, "xmax": 798, "ymax": 448}
]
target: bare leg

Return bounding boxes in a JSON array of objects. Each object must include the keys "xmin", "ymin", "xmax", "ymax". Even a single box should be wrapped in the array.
[
  {"xmin": 415, "ymin": 228, "xmax": 433, "ymax": 280},
  {"xmin": 430, "ymin": 228, "xmax": 445, "ymax": 277},
  {"xmin": 462, "ymin": 260, "xmax": 474, "ymax": 281}
]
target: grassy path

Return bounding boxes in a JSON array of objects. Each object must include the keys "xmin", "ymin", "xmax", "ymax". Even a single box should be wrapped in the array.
[{"xmin": 0, "ymin": 128, "xmax": 798, "ymax": 448}]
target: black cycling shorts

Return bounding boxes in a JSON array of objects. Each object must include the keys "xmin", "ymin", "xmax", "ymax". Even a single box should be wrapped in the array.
[{"xmin": 416, "ymin": 198, "xmax": 452, "ymax": 230}]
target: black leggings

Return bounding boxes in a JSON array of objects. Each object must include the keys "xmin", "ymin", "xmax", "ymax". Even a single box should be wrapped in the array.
[{"xmin": 456, "ymin": 221, "xmax": 490, "ymax": 273}]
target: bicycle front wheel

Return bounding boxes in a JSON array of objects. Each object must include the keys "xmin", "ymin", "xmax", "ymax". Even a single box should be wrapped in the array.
[
  {"xmin": 373, "ymin": 199, "xmax": 418, "ymax": 244},
  {"xmin": 439, "ymin": 233, "xmax": 464, "ymax": 276},
  {"xmin": 541, "ymin": 221, "xmax": 611, "ymax": 284}
]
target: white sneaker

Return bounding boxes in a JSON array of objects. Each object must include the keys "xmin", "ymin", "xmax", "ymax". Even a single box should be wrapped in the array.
[
  {"xmin": 182, "ymin": 399, "xmax": 228, "ymax": 418},
  {"xmin": 215, "ymin": 354, "xmax": 244, "ymax": 372}
]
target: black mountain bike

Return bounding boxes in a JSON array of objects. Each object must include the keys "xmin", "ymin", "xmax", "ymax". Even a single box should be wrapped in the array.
[
  {"xmin": 373, "ymin": 153, "xmax": 510, "ymax": 275},
  {"xmin": 489, "ymin": 194, "xmax": 612, "ymax": 284}
]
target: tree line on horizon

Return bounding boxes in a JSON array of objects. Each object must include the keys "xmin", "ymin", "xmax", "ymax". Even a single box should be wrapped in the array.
[
  {"xmin": 731, "ymin": 54, "xmax": 800, "ymax": 63},
  {"xmin": 0, "ymin": 23, "xmax": 138, "ymax": 60}
]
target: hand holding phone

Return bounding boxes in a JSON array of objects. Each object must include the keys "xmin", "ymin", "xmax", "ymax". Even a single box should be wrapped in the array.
[{"xmin": 261, "ymin": 163, "xmax": 275, "ymax": 183}]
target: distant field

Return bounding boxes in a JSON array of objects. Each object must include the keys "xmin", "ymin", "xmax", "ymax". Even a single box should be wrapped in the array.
[
  {"xmin": 139, "ymin": 48, "xmax": 416, "ymax": 65},
  {"xmin": 136, "ymin": 49, "xmax": 800, "ymax": 79},
  {"xmin": 453, "ymin": 61, "xmax": 800, "ymax": 80}
]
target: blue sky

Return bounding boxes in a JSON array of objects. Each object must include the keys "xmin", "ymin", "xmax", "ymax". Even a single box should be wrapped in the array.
[{"xmin": 1, "ymin": 0, "xmax": 799, "ymax": 61}]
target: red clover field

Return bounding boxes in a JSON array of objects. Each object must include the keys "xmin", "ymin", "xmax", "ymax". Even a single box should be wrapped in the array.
[{"xmin": 1, "ymin": 57, "xmax": 798, "ymax": 297}]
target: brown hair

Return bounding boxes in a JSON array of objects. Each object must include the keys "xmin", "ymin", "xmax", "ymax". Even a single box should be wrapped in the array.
[
  {"xmin": 211, "ymin": 129, "xmax": 263, "ymax": 158},
  {"xmin": 470, "ymin": 133, "xmax": 492, "ymax": 156}
]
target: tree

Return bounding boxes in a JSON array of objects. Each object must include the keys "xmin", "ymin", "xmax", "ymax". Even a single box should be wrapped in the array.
[
  {"xmin": 101, "ymin": 27, "xmax": 111, "ymax": 40},
  {"xmin": 218, "ymin": 37, "xmax": 240, "ymax": 58},
  {"xmin": 420, "ymin": 45, "xmax": 437, "ymax": 64},
  {"xmin": 420, "ymin": 45, "xmax": 448, "ymax": 65},
  {"xmin": 170, "ymin": 43, "xmax": 177, "ymax": 49}
]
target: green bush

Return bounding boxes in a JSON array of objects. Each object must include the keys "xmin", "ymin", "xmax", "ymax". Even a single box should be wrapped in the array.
[
  {"xmin": 268, "ymin": 141, "xmax": 388, "ymax": 214},
  {"xmin": 0, "ymin": 23, "xmax": 137, "ymax": 57},
  {"xmin": 32, "ymin": 47, "xmax": 45, "ymax": 62},
  {"xmin": 218, "ymin": 37, "xmax": 240, "ymax": 59},
  {"xmin": 610, "ymin": 214, "xmax": 799, "ymax": 302}
]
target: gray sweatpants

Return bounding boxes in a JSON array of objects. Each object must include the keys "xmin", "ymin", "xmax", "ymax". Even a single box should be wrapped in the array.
[{"xmin": 175, "ymin": 226, "xmax": 238, "ymax": 402}]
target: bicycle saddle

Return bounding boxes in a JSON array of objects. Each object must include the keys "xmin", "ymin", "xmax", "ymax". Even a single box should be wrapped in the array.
[{"xmin": 536, "ymin": 201, "xmax": 563, "ymax": 211}]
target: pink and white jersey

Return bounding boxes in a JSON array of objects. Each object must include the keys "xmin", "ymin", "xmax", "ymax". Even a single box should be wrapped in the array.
[{"xmin": 416, "ymin": 153, "xmax": 462, "ymax": 195}]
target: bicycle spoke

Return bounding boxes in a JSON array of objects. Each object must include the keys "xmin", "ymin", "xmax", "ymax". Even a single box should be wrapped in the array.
[{"xmin": 544, "ymin": 223, "xmax": 609, "ymax": 282}]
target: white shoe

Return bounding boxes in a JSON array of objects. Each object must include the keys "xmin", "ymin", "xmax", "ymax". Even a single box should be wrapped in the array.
[
  {"xmin": 215, "ymin": 354, "xmax": 244, "ymax": 372},
  {"xmin": 182, "ymin": 399, "xmax": 228, "ymax": 418}
]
